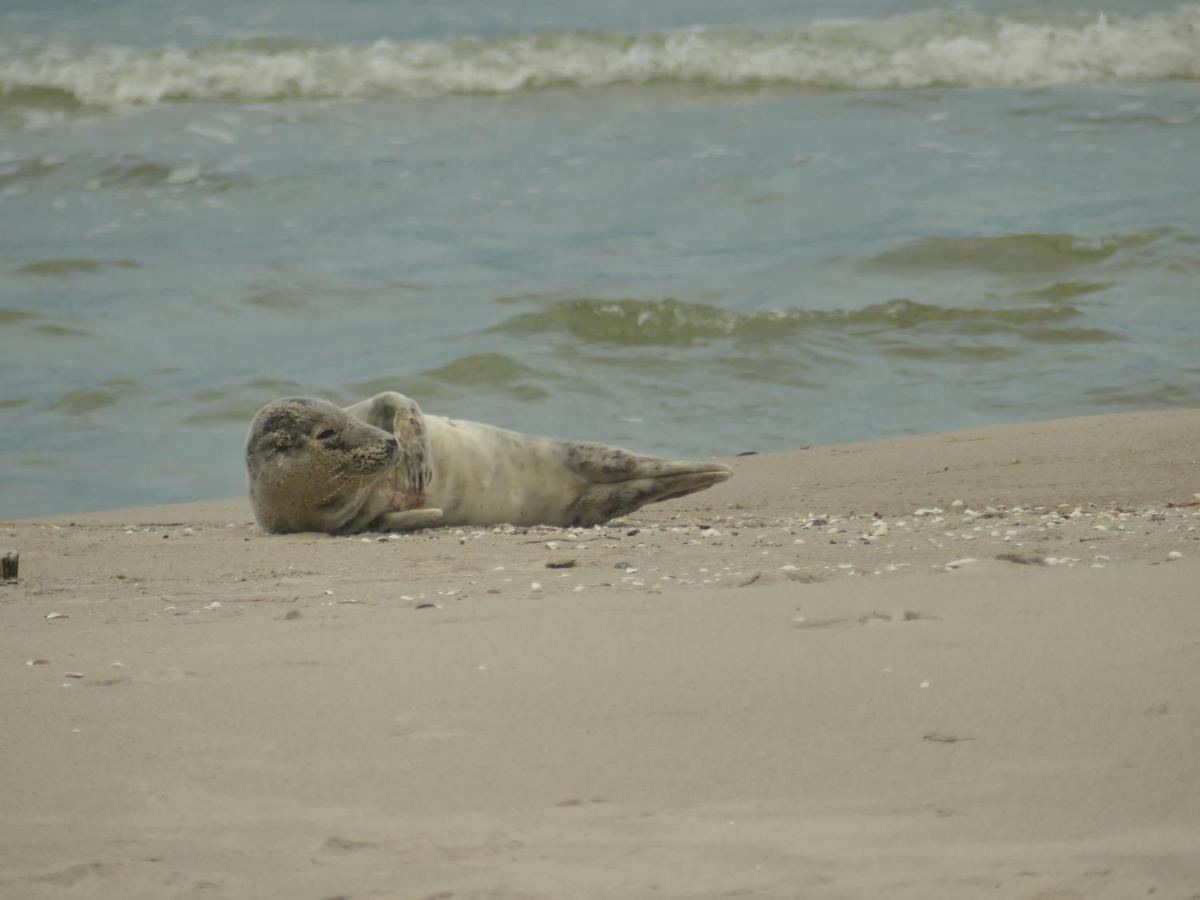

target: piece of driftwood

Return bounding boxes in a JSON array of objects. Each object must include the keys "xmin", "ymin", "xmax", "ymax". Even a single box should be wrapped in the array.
[{"xmin": 1, "ymin": 551, "xmax": 17, "ymax": 581}]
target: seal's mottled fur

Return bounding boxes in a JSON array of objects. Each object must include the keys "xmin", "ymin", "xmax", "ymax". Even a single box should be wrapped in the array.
[{"xmin": 246, "ymin": 392, "xmax": 732, "ymax": 534}]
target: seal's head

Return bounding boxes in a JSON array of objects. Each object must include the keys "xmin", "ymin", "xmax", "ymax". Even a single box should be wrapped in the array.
[{"xmin": 246, "ymin": 397, "xmax": 398, "ymax": 534}]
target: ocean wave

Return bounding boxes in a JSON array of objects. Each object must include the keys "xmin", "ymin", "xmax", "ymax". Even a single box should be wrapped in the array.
[
  {"xmin": 17, "ymin": 258, "xmax": 141, "ymax": 276},
  {"xmin": 491, "ymin": 297, "xmax": 1118, "ymax": 346},
  {"xmin": 2, "ymin": 7, "xmax": 1199, "ymax": 107},
  {"xmin": 865, "ymin": 229, "xmax": 1197, "ymax": 275},
  {"xmin": 348, "ymin": 352, "xmax": 552, "ymax": 403},
  {"xmin": 863, "ymin": 232, "xmax": 1141, "ymax": 274}
]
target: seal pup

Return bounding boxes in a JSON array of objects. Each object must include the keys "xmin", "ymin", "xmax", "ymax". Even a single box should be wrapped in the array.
[{"xmin": 246, "ymin": 392, "xmax": 733, "ymax": 534}]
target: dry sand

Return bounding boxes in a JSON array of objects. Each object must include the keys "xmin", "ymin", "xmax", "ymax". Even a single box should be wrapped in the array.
[{"xmin": 2, "ymin": 410, "xmax": 1199, "ymax": 899}]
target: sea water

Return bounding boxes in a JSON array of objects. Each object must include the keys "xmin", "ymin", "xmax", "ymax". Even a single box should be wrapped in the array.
[{"xmin": 2, "ymin": 0, "xmax": 1198, "ymax": 517}]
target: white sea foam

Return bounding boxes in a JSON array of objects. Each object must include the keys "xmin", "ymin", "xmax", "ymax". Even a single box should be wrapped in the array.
[{"xmin": 1, "ymin": 7, "xmax": 1199, "ymax": 107}]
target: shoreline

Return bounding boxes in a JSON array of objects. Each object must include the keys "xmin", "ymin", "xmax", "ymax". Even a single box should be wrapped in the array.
[
  {"xmin": 3, "ymin": 408, "xmax": 1199, "ymax": 898},
  {"xmin": 13, "ymin": 406, "xmax": 1200, "ymax": 528}
]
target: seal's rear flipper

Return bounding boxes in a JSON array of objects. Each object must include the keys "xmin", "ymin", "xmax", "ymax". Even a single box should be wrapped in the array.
[{"xmin": 567, "ymin": 448, "xmax": 733, "ymax": 524}]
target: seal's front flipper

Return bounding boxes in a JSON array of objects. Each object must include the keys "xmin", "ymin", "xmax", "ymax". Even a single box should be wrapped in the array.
[
  {"xmin": 566, "ymin": 444, "xmax": 733, "ymax": 524},
  {"xmin": 374, "ymin": 508, "xmax": 444, "ymax": 531},
  {"xmin": 346, "ymin": 391, "xmax": 433, "ymax": 496}
]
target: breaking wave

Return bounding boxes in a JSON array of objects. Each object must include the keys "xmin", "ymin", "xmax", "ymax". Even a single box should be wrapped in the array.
[
  {"xmin": 491, "ymin": 297, "xmax": 1120, "ymax": 346},
  {"xmin": 2, "ymin": 6, "xmax": 1199, "ymax": 107}
]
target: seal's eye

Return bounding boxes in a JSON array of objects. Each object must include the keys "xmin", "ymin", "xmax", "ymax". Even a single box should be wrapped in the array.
[{"xmin": 315, "ymin": 429, "xmax": 337, "ymax": 441}]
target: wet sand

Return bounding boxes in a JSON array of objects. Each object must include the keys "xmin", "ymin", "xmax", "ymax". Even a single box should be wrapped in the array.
[{"xmin": 2, "ymin": 410, "xmax": 1199, "ymax": 899}]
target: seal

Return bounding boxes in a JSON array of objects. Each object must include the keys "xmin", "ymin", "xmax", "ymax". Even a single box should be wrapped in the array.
[{"xmin": 246, "ymin": 392, "xmax": 733, "ymax": 534}]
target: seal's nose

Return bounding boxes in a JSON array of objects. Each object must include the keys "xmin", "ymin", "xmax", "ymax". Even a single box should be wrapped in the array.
[{"xmin": 385, "ymin": 437, "xmax": 399, "ymax": 452}]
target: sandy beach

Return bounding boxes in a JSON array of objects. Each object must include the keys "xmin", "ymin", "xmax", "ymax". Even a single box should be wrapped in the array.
[{"xmin": 2, "ymin": 409, "xmax": 1199, "ymax": 900}]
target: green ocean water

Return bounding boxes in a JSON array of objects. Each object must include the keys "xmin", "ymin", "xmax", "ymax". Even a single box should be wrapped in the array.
[{"xmin": 2, "ymin": 0, "xmax": 1199, "ymax": 517}]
